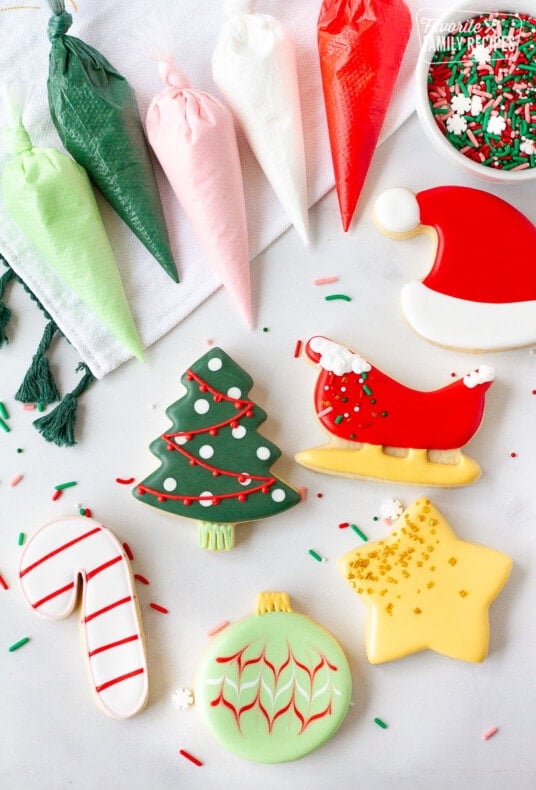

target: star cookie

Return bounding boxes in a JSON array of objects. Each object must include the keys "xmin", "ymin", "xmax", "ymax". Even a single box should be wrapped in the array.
[{"xmin": 338, "ymin": 498, "xmax": 512, "ymax": 663}]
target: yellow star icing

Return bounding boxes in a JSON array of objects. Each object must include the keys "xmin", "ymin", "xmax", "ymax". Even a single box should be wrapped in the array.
[{"xmin": 338, "ymin": 498, "xmax": 512, "ymax": 664}]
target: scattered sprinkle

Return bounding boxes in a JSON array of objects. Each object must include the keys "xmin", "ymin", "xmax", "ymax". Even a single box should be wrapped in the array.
[
  {"xmin": 316, "ymin": 492, "xmax": 323, "ymax": 499},
  {"xmin": 350, "ymin": 524, "xmax": 368, "ymax": 542},
  {"xmin": 380, "ymin": 498, "xmax": 405, "ymax": 523},
  {"xmin": 52, "ymin": 489, "xmax": 62, "ymax": 502},
  {"xmin": 262, "ymin": 327, "xmax": 269, "ymax": 333},
  {"xmin": 316, "ymin": 405, "xmax": 333, "ymax": 418},
  {"xmin": 17, "ymin": 532, "xmax": 25, "ymax": 546},
  {"xmin": 308, "ymin": 549, "xmax": 326, "ymax": 563},
  {"xmin": 134, "ymin": 574, "xmax": 150, "ymax": 586},
  {"xmin": 22, "ymin": 403, "xmax": 35, "ymax": 411},
  {"xmin": 205, "ymin": 338, "xmax": 214, "ymax": 346},
  {"xmin": 9, "ymin": 637, "xmax": 30, "ymax": 652},
  {"xmin": 293, "ymin": 339, "xmax": 302, "ymax": 358},
  {"xmin": 150, "ymin": 602, "xmax": 169, "ymax": 614},
  {"xmin": 16, "ymin": 448, "xmax": 23, "ymax": 453},
  {"xmin": 374, "ymin": 717, "xmax": 388, "ymax": 730},
  {"xmin": 510, "ymin": 452, "xmax": 518, "ymax": 458},
  {"xmin": 325, "ymin": 293, "xmax": 352, "ymax": 302},
  {"xmin": 172, "ymin": 688, "xmax": 194, "ymax": 709},
  {"xmin": 207, "ymin": 620, "xmax": 230, "ymax": 637},
  {"xmin": 179, "ymin": 749, "xmax": 202, "ymax": 767},
  {"xmin": 9, "ymin": 474, "xmax": 23, "ymax": 487},
  {"xmin": 299, "ymin": 486, "xmax": 308, "ymax": 501},
  {"xmin": 314, "ymin": 276, "xmax": 339, "ymax": 285},
  {"xmin": 0, "ymin": 417, "xmax": 10, "ymax": 433},
  {"xmin": 123, "ymin": 542, "xmax": 134, "ymax": 561},
  {"xmin": 0, "ymin": 401, "xmax": 8, "ymax": 420},
  {"xmin": 482, "ymin": 726, "xmax": 498, "ymax": 741},
  {"xmin": 0, "ymin": 574, "xmax": 9, "ymax": 590},
  {"xmin": 116, "ymin": 477, "xmax": 135, "ymax": 485},
  {"xmin": 36, "ymin": 403, "xmax": 44, "ymax": 412},
  {"xmin": 54, "ymin": 481, "xmax": 77, "ymax": 491},
  {"xmin": 338, "ymin": 522, "xmax": 350, "ymax": 529}
]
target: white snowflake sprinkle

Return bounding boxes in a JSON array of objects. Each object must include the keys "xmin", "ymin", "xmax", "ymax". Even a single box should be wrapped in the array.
[
  {"xmin": 472, "ymin": 44, "xmax": 491, "ymax": 65},
  {"xmin": 380, "ymin": 498, "xmax": 404, "ymax": 522},
  {"xmin": 446, "ymin": 114, "xmax": 467, "ymax": 136},
  {"xmin": 487, "ymin": 115, "xmax": 506, "ymax": 135},
  {"xmin": 520, "ymin": 138, "xmax": 535, "ymax": 156},
  {"xmin": 451, "ymin": 94, "xmax": 471, "ymax": 115},
  {"xmin": 172, "ymin": 688, "xmax": 194, "ymax": 709},
  {"xmin": 470, "ymin": 95, "xmax": 483, "ymax": 116}
]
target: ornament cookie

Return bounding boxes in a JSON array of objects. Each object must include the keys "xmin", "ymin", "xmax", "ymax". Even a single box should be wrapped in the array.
[
  {"xmin": 374, "ymin": 186, "xmax": 536, "ymax": 351},
  {"xmin": 18, "ymin": 516, "xmax": 148, "ymax": 719},
  {"xmin": 133, "ymin": 347, "xmax": 301, "ymax": 550},
  {"xmin": 296, "ymin": 336, "xmax": 494, "ymax": 486},
  {"xmin": 338, "ymin": 498, "xmax": 512, "ymax": 663},
  {"xmin": 195, "ymin": 592, "xmax": 352, "ymax": 763}
]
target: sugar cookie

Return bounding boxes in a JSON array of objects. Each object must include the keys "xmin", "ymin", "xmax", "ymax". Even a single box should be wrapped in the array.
[
  {"xmin": 19, "ymin": 516, "xmax": 148, "ymax": 719},
  {"xmin": 338, "ymin": 498, "xmax": 512, "ymax": 663}
]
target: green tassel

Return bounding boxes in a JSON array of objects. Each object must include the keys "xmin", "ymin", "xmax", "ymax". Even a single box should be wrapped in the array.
[
  {"xmin": 0, "ymin": 268, "xmax": 15, "ymax": 348},
  {"xmin": 33, "ymin": 363, "xmax": 95, "ymax": 447},
  {"xmin": 15, "ymin": 321, "xmax": 60, "ymax": 405}
]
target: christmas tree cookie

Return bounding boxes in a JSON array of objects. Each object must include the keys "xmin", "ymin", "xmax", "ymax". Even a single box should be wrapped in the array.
[
  {"xmin": 195, "ymin": 592, "xmax": 352, "ymax": 762},
  {"xmin": 133, "ymin": 348, "xmax": 301, "ymax": 550},
  {"xmin": 338, "ymin": 498, "xmax": 512, "ymax": 663},
  {"xmin": 296, "ymin": 336, "xmax": 494, "ymax": 486}
]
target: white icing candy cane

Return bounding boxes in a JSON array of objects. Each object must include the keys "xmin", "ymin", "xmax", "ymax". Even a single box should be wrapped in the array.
[{"xmin": 19, "ymin": 516, "xmax": 148, "ymax": 719}]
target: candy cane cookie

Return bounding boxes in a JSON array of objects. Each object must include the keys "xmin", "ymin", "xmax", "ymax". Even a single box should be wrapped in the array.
[{"xmin": 19, "ymin": 516, "xmax": 148, "ymax": 719}]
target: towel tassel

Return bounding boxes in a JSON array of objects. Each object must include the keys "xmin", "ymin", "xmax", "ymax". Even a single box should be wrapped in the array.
[
  {"xmin": 15, "ymin": 320, "xmax": 61, "ymax": 406},
  {"xmin": 0, "ymin": 268, "xmax": 15, "ymax": 348},
  {"xmin": 33, "ymin": 362, "xmax": 95, "ymax": 447}
]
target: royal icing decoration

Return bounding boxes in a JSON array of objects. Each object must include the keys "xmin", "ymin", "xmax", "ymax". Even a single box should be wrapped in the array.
[
  {"xmin": 338, "ymin": 498, "xmax": 512, "ymax": 663},
  {"xmin": 134, "ymin": 348, "xmax": 301, "ymax": 550},
  {"xmin": 195, "ymin": 592, "xmax": 352, "ymax": 763},
  {"xmin": 296, "ymin": 336, "xmax": 494, "ymax": 486},
  {"xmin": 19, "ymin": 516, "xmax": 148, "ymax": 719},
  {"xmin": 374, "ymin": 186, "xmax": 536, "ymax": 351}
]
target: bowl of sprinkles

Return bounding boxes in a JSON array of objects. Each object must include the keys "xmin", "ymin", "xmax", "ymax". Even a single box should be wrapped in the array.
[{"xmin": 416, "ymin": 2, "xmax": 536, "ymax": 181}]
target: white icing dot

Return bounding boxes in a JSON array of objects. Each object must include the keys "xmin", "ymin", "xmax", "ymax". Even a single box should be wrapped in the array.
[
  {"xmin": 199, "ymin": 492, "xmax": 213, "ymax": 507},
  {"xmin": 232, "ymin": 426, "xmax": 246, "ymax": 439},
  {"xmin": 354, "ymin": 406, "xmax": 360, "ymax": 412},
  {"xmin": 199, "ymin": 445, "xmax": 214, "ymax": 459},
  {"xmin": 194, "ymin": 398, "xmax": 210, "ymax": 414},
  {"xmin": 227, "ymin": 387, "xmax": 242, "ymax": 399},
  {"xmin": 207, "ymin": 357, "xmax": 223, "ymax": 371},
  {"xmin": 341, "ymin": 386, "xmax": 346, "ymax": 392},
  {"xmin": 324, "ymin": 385, "xmax": 329, "ymax": 391},
  {"xmin": 239, "ymin": 474, "xmax": 251, "ymax": 486},
  {"xmin": 163, "ymin": 478, "xmax": 177, "ymax": 492},
  {"xmin": 175, "ymin": 435, "xmax": 188, "ymax": 445},
  {"xmin": 271, "ymin": 488, "xmax": 286, "ymax": 503},
  {"xmin": 256, "ymin": 446, "xmax": 270, "ymax": 461}
]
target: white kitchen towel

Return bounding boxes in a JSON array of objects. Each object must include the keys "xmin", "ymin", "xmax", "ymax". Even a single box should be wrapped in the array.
[{"xmin": 0, "ymin": 0, "xmax": 445, "ymax": 378}]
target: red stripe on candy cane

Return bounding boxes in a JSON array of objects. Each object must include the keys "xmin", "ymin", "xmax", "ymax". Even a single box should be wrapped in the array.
[
  {"xmin": 84, "ymin": 595, "xmax": 133, "ymax": 623},
  {"xmin": 95, "ymin": 667, "xmax": 145, "ymax": 693},
  {"xmin": 33, "ymin": 581, "xmax": 75, "ymax": 609},
  {"xmin": 19, "ymin": 526, "xmax": 102, "ymax": 578},
  {"xmin": 86, "ymin": 554, "xmax": 123, "ymax": 581},
  {"xmin": 88, "ymin": 634, "xmax": 139, "ymax": 658}
]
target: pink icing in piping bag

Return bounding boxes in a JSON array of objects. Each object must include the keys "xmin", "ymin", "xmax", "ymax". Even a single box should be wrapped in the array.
[{"xmin": 145, "ymin": 57, "xmax": 252, "ymax": 327}]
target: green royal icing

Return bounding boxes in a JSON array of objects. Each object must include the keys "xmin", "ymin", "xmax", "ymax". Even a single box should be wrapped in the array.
[
  {"xmin": 133, "ymin": 348, "xmax": 301, "ymax": 540},
  {"xmin": 195, "ymin": 601, "xmax": 352, "ymax": 763}
]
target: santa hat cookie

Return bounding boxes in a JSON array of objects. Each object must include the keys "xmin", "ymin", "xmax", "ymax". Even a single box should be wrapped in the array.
[{"xmin": 374, "ymin": 186, "xmax": 536, "ymax": 351}]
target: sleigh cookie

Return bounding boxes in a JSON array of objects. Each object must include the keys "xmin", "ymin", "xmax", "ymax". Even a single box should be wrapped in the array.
[{"xmin": 295, "ymin": 336, "xmax": 494, "ymax": 487}]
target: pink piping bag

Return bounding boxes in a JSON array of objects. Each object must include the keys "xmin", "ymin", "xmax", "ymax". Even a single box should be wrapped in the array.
[
  {"xmin": 212, "ymin": 0, "xmax": 309, "ymax": 245},
  {"xmin": 142, "ymin": 43, "xmax": 252, "ymax": 327}
]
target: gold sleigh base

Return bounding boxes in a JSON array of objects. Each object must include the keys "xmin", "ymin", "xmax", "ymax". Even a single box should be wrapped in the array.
[{"xmin": 295, "ymin": 439, "xmax": 481, "ymax": 487}]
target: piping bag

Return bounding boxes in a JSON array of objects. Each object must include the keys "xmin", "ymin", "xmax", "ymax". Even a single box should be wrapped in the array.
[
  {"xmin": 46, "ymin": 0, "xmax": 178, "ymax": 282},
  {"xmin": 212, "ymin": 0, "xmax": 309, "ymax": 245},
  {"xmin": 140, "ymin": 25, "xmax": 252, "ymax": 327},
  {"xmin": 318, "ymin": 0, "xmax": 412, "ymax": 231},
  {"xmin": 0, "ymin": 86, "xmax": 144, "ymax": 361}
]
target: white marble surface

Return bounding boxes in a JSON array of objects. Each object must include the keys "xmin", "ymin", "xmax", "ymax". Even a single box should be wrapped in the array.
[{"xmin": 1, "ymin": 114, "xmax": 535, "ymax": 789}]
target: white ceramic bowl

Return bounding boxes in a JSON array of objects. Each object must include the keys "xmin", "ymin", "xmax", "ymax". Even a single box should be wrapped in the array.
[{"xmin": 415, "ymin": 1, "xmax": 536, "ymax": 183}]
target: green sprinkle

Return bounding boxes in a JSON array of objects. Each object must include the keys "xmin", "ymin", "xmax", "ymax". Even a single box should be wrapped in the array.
[
  {"xmin": 324, "ymin": 294, "xmax": 352, "ymax": 302},
  {"xmin": 36, "ymin": 402, "xmax": 44, "ymax": 412},
  {"xmin": 262, "ymin": 327, "xmax": 269, "ymax": 333},
  {"xmin": 0, "ymin": 402, "xmax": 8, "ymax": 420},
  {"xmin": 54, "ymin": 481, "xmax": 78, "ymax": 491},
  {"xmin": 350, "ymin": 524, "xmax": 368, "ymax": 542},
  {"xmin": 381, "ymin": 411, "xmax": 389, "ymax": 417},
  {"xmin": 17, "ymin": 532, "xmax": 25, "ymax": 546},
  {"xmin": 334, "ymin": 415, "xmax": 343, "ymax": 425},
  {"xmin": 16, "ymin": 448, "xmax": 23, "ymax": 454},
  {"xmin": 372, "ymin": 515, "xmax": 379, "ymax": 522},
  {"xmin": 0, "ymin": 417, "xmax": 10, "ymax": 433},
  {"xmin": 363, "ymin": 385, "xmax": 372, "ymax": 396},
  {"xmin": 374, "ymin": 717, "xmax": 388, "ymax": 729},
  {"xmin": 79, "ymin": 508, "xmax": 86, "ymax": 516},
  {"xmin": 9, "ymin": 637, "xmax": 30, "ymax": 653},
  {"xmin": 308, "ymin": 549, "xmax": 325, "ymax": 563}
]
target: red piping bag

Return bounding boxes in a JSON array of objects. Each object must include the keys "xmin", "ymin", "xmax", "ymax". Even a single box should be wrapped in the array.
[{"xmin": 318, "ymin": 0, "xmax": 412, "ymax": 231}]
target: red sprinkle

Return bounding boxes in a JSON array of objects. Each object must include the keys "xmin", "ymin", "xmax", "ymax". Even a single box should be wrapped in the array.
[
  {"xmin": 317, "ymin": 492, "xmax": 324, "ymax": 499},
  {"xmin": 0, "ymin": 574, "xmax": 9, "ymax": 590},
  {"xmin": 150, "ymin": 603, "xmax": 169, "ymax": 614},
  {"xmin": 52, "ymin": 489, "xmax": 62, "ymax": 501},
  {"xmin": 510, "ymin": 452, "xmax": 518, "ymax": 458},
  {"xmin": 338, "ymin": 522, "xmax": 350, "ymax": 529},
  {"xmin": 179, "ymin": 749, "xmax": 202, "ymax": 767},
  {"xmin": 134, "ymin": 574, "xmax": 150, "ymax": 586},
  {"xmin": 116, "ymin": 477, "xmax": 135, "ymax": 485},
  {"xmin": 293, "ymin": 339, "xmax": 302, "ymax": 358},
  {"xmin": 123, "ymin": 542, "xmax": 134, "ymax": 561},
  {"xmin": 84, "ymin": 508, "xmax": 92, "ymax": 518}
]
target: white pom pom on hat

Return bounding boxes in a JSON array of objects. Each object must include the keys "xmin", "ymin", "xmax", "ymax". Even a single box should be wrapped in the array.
[{"xmin": 374, "ymin": 187, "xmax": 421, "ymax": 234}]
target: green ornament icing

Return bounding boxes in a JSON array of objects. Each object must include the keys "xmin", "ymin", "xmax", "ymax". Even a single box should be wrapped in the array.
[
  {"xmin": 133, "ymin": 348, "xmax": 301, "ymax": 545},
  {"xmin": 47, "ymin": 1, "xmax": 178, "ymax": 282},
  {"xmin": 1, "ymin": 122, "xmax": 143, "ymax": 360},
  {"xmin": 195, "ymin": 594, "xmax": 352, "ymax": 763}
]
